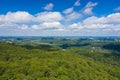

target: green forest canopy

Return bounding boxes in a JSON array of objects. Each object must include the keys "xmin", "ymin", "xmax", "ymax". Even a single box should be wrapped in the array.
[{"xmin": 0, "ymin": 43, "xmax": 120, "ymax": 80}]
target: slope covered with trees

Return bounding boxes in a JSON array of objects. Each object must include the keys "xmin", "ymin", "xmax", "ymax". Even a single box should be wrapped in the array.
[{"xmin": 0, "ymin": 43, "xmax": 120, "ymax": 80}]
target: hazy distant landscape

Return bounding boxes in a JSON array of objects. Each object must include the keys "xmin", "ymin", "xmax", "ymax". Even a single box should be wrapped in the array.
[{"xmin": 0, "ymin": 36, "xmax": 120, "ymax": 80}]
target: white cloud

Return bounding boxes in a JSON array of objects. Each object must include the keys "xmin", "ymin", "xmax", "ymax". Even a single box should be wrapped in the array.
[
  {"xmin": 0, "ymin": 15, "xmax": 5, "ymax": 23},
  {"xmin": 0, "ymin": 10, "xmax": 120, "ymax": 36},
  {"xmin": 35, "ymin": 12, "xmax": 63, "ymax": 22},
  {"xmin": 114, "ymin": 6, "xmax": 120, "ymax": 11},
  {"xmin": 74, "ymin": 0, "xmax": 81, "ymax": 6},
  {"xmin": 83, "ymin": 2, "xmax": 98, "ymax": 15},
  {"xmin": 20, "ymin": 24, "xmax": 29, "ymax": 29},
  {"xmin": 41, "ymin": 22, "xmax": 62, "ymax": 28},
  {"xmin": 63, "ymin": 7, "xmax": 73, "ymax": 14},
  {"xmin": 83, "ymin": 13, "xmax": 120, "ymax": 24},
  {"xmin": 65, "ymin": 12, "xmax": 81, "ymax": 21},
  {"xmin": 69, "ymin": 23, "xmax": 83, "ymax": 30},
  {"xmin": 0, "ymin": 11, "xmax": 33, "ymax": 23},
  {"xmin": 83, "ymin": 7, "xmax": 93, "ymax": 15},
  {"xmin": 31, "ymin": 22, "xmax": 63, "ymax": 30},
  {"xmin": 31, "ymin": 25, "xmax": 40, "ymax": 29},
  {"xmin": 106, "ymin": 13, "xmax": 120, "ymax": 24},
  {"xmin": 44, "ymin": 3, "xmax": 54, "ymax": 10},
  {"xmin": 84, "ymin": 24, "xmax": 109, "ymax": 29},
  {"xmin": 0, "ymin": 11, "xmax": 64, "ymax": 31},
  {"xmin": 0, "ymin": 11, "xmax": 63, "ymax": 23},
  {"xmin": 0, "ymin": 22, "xmax": 18, "ymax": 29},
  {"xmin": 85, "ymin": 2, "xmax": 97, "ymax": 8},
  {"xmin": 83, "ymin": 16, "xmax": 106, "ymax": 24},
  {"xmin": 66, "ymin": 13, "xmax": 120, "ymax": 35}
]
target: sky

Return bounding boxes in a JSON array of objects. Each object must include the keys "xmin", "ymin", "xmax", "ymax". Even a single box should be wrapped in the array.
[{"xmin": 0, "ymin": 0, "xmax": 120, "ymax": 36}]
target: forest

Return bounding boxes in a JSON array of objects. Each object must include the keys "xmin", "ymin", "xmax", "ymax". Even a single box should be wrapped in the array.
[{"xmin": 0, "ymin": 37, "xmax": 120, "ymax": 80}]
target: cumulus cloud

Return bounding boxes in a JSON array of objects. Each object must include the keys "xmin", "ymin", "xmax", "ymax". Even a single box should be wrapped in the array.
[
  {"xmin": 69, "ymin": 13, "xmax": 120, "ymax": 32},
  {"xmin": 65, "ymin": 12, "xmax": 81, "ymax": 21},
  {"xmin": 83, "ymin": 16, "xmax": 106, "ymax": 24},
  {"xmin": 31, "ymin": 22, "xmax": 63, "ymax": 30},
  {"xmin": 20, "ymin": 24, "xmax": 29, "ymax": 29},
  {"xmin": 85, "ymin": 2, "xmax": 97, "ymax": 8},
  {"xmin": 83, "ymin": 2, "xmax": 98, "ymax": 15},
  {"xmin": 31, "ymin": 25, "xmax": 40, "ymax": 29},
  {"xmin": 0, "ymin": 11, "xmax": 63, "ymax": 23},
  {"xmin": 0, "ymin": 11, "xmax": 64, "ymax": 31},
  {"xmin": 60, "ymin": 12, "xmax": 120, "ymax": 36},
  {"xmin": 0, "ymin": 10, "xmax": 120, "ymax": 36},
  {"xmin": 83, "ymin": 13, "xmax": 120, "ymax": 24},
  {"xmin": 0, "ymin": 11, "xmax": 33, "ymax": 23},
  {"xmin": 74, "ymin": 0, "xmax": 81, "ymax": 6},
  {"xmin": 35, "ymin": 12, "xmax": 63, "ymax": 22},
  {"xmin": 0, "ymin": 22, "xmax": 19, "ymax": 29},
  {"xmin": 106, "ymin": 13, "xmax": 120, "ymax": 24},
  {"xmin": 83, "ymin": 7, "xmax": 93, "ymax": 15},
  {"xmin": 69, "ymin": 23, "xmax": 83, "ymax": 30},
  {"xmin": 41, "ymin": 22, "xmax": 62, "ymax": 28},
  {"xmin": 63, "ymin": 7, "xmax": 74, "ymax": 14},
  {"xmin": 44, "ymin": 3, "xmax": 54, "ymax": 10}
]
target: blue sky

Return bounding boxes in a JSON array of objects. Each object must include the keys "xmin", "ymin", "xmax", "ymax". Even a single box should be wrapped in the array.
[{"xmin": 0, "ymin": 0, "xmax": 120, "ymax": 36}]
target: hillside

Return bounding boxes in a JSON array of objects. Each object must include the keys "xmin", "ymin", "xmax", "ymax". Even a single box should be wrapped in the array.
[{"xmin": 0, "ymin": 43, "xmax": 120, "ymax": 80}]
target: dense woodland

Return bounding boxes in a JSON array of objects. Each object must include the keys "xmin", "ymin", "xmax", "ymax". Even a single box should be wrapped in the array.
[{"xmin": 0, "ymin": 37, "xmax": 120, "ymax": 80}]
